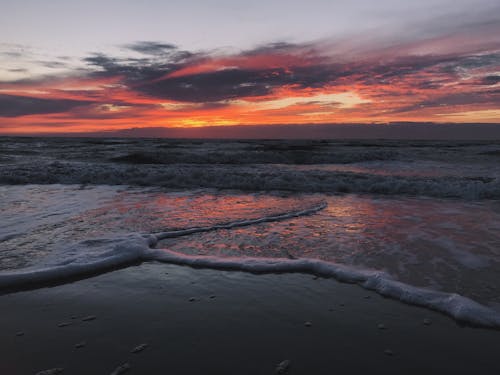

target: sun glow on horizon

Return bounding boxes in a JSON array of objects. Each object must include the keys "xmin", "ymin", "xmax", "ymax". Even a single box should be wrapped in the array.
[{"xmin": 1, "ymin": 23, "xmax": 499, "ymax": 134}]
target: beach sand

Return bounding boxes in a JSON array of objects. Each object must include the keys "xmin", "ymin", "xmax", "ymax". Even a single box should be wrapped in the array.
[{"xmin": 0, "ymin": 262, "xmax": 499, "ymax": 375}]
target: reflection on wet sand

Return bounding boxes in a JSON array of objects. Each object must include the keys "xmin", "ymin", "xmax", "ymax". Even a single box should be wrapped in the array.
[
  {"xmin": 2, "ymin": 184, "xmax": 500, "ymax": 310},
  {"xmin": 159, "ymin": 195, "xmax": 500, "ymax": 308}
]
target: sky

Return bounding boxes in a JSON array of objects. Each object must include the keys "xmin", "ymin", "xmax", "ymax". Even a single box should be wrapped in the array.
[{"xmin": 0, "ymin": 0, "xmax": 499, "ymax": 135}]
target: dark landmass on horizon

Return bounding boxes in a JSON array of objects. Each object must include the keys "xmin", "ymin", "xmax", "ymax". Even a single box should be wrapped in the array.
[{"xmin": 2, "ymin": 122, "xmax": 500, "ymax": 140}]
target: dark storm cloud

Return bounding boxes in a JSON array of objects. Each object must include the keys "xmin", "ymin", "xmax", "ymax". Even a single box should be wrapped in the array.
[
  {"xmin": 82, "ymin": 44, "xmax": 302, "ymax": 102},
  {"xmin": 83, "ymin": 53, "xmax": 116, "ymax": 67},
  {"xmin": 130, "ymin": 50, "xmax": 497, "ymax": 102},
  {"xmin": 291, "ymin": 64, "xmax": 351, "ymax": 87},
  {"xmin": 137, "ymin": 68, "xmax": 282, "ymax": 102},
  {"xmin": 85, "ymin": 42, "xmax": 500, "ymax": 103},
  {"xmin": 83, "ymin": 43, "xmax": 197, "ymax": 83},
  {"xmin": 0, "ymin": 94, "xmax": 92, "ymax": 117},
  {"xmin": 451, "ymin": 52, "xmax": 500, "ymax": 70},
  {"xmin": 481, "ymin": 75, "xmax": 500, "ymax": 85},
  {"xmin": 88, "ymin": 44, "xmax": 195, "ymax": 68},
  {"xmin": 80, "ymin": 41, "xmax": 347, "ymax": 102},
  {"xmin": 134, "ymin": 62, "xmax": 352, "ymax": 102},
  {"xmin": 40, "ymin": 38, "xmax": 495, "ymax": 105},
  {"xmin": 84, "ymin": 53, "xmax": 171, "ymax": 82},
  {"xmin": 1, "ymin": 38, "xmax": 495, "ymax": 110}
]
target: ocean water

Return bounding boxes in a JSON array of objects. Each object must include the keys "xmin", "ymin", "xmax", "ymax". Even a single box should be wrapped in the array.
[{"xmin": 1, "ymin": 137, "xmax": 500, "ymax": 327}]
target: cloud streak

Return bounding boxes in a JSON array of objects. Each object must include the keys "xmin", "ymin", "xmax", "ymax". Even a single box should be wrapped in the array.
[
  {"xmin": 0, "ymin": 94, "xmax": 92, "ymax": 117},
  {"xmin": 0, "ymin": 21, "xmax": 499, "ymax": 133}
]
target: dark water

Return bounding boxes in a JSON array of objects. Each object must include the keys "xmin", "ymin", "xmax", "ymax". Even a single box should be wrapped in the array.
[{"xmin": 1, "ymin": 137, "xmax": 499, "ymax": 324}]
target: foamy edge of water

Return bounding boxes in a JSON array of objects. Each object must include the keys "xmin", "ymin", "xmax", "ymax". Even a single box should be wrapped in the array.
[
  {"xmin": 145, "ymin": 250, "xmax": 500, "ymax": 328},
  {"xmin": 1, "ymin": 201, "xmax": 500, "ymax": 329}
]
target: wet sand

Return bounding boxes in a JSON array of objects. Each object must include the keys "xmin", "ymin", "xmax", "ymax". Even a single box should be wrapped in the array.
[{"xmin": 0, "ymin": 262, "xmax": 499, "ymax": 375}]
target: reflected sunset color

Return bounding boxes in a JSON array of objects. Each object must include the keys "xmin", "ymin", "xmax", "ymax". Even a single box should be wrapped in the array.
[
  {"xmin": 5, "ymin": 184, "xmax": 500, "ymax": 309},
  {"xmin": 159, "ymin": 194, "xmax": 500, "ymax": 307},
  {"xmin": 2, "ymin": 2, "xmax": 500, "ymax": 373},
  {"xmin": 0, "ymin": 185, "xmax": 320, "ymax": 269}
]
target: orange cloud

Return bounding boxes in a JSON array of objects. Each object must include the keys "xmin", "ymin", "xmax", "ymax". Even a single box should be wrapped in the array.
[{"xmin": 1, "ymin": 35, "xmax": 499, "ymax": 134}]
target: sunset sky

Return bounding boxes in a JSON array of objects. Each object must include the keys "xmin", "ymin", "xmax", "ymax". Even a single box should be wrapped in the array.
[{"xmin": 1, "ymin": 0, "xmax": 499, "ymax": 135}]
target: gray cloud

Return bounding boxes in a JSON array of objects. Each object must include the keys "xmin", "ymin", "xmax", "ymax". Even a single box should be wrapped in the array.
[
  {"xmin": 137, "ymin": 68, "xmax": 290, "ymax": 102},
  {"xmin": 7, "ymin": 68, "xmax": 28, "ymax": 73},
  {"xmin": 481, "ymin": 75, "xmax": 500, "ymax": 85},
  {"xmin": 0, "ymin": 94, "xmax": 92, "ymax": 117},
  {"xmin": 82, "ymin": 41, "xmax": 500, "ymax": 103},
  {"xmin": 36, "ymin": 60, "xmax": 69, "ymax": 69},
  {"xmin": 2, "ymin": 36, "xmax": 499, "ymax": 117},
  {"xmin": 390, "ymin": 91, "xmax": 500, "ymax": 114},
  {"xmin": 124, "ymin": 41, "xmax": 178, "ymax": 55}
]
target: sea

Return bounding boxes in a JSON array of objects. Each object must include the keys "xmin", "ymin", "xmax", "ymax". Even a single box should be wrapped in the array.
[{"xmin": 1, "ymin": 137, "xmax": 500, "ymax": 327}]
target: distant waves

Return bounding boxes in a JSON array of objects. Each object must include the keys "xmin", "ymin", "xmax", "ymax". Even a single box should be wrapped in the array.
[
  {"xmin": 1, "ymin": 161, "xmax": 499, "ymax": 199},
  {"xmin": 1, "ymin": 138, "xmax": 499, "ymax": 199}
]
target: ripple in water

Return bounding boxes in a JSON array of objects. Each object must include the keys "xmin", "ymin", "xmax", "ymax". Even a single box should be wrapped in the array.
[{"xmin": 1, "ymin": 184, "xmax": 500, "ymax": 317}]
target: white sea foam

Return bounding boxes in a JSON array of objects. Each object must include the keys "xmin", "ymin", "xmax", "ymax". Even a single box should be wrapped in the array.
[
  {"xmin": 1, "ymin": 199, "xmax": 500, "ymax": 329},
  {"xmin": 2, "ymin": 231, "xmax": 500, "ymax": 328},
  {"xmin": 1, "ymin": 182, "xmax": 500, "ymax": 328},
  {"xmin": 0, "ymin": 202, "xmax": 326, "ymax": 290},
  {"xmin": 0, "ymin": 234, "xmax": 152, "ymax": 290},
  {"xmin": 154, "ymin": 201, "xmax": 327, "ymax": 239},
  {"xmin": 144, "ymin": 249, "xmax": 500, "ymax": 328}
]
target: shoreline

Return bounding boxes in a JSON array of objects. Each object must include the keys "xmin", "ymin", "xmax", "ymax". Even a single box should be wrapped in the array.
[{"xmin": 1, "ymin": 262, "xmax": 499, "ymax": 375}]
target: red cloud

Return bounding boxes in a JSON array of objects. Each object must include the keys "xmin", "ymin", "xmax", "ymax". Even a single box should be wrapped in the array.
[{"xmin": 1, "ymin": 30, "xmax": 499, "ymax": 134}]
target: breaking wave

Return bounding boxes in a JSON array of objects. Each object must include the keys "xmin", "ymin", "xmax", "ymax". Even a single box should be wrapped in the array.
[{"xmin": 2, "ymin": 161, "xmax": 499, "ymax": 199}]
